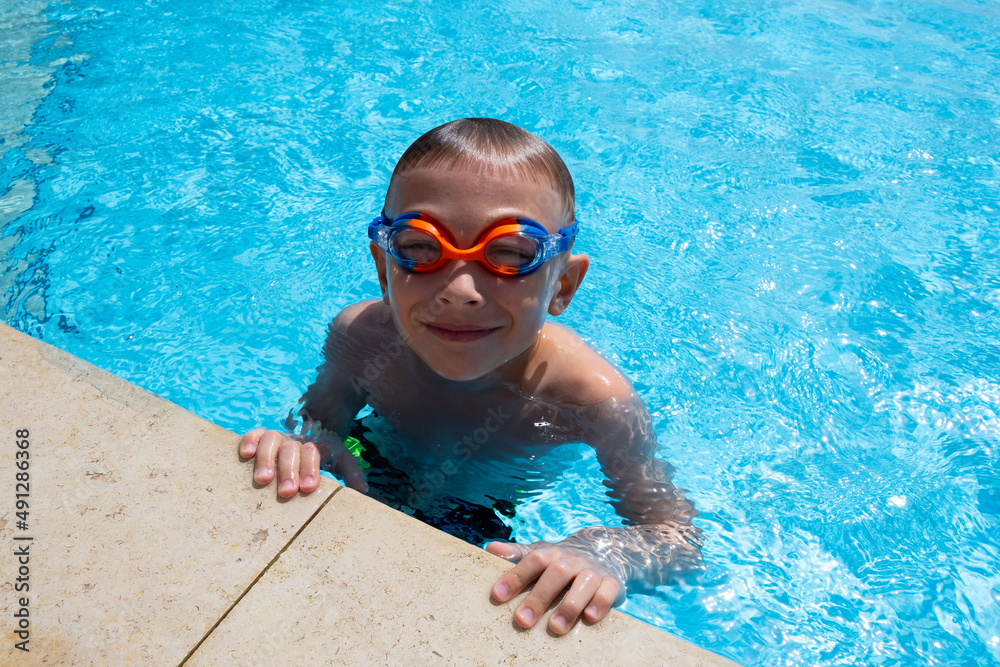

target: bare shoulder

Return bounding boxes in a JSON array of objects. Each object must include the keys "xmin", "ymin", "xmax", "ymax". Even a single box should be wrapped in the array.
[
  {"xmin": 332, "ymin": 299, "xmax": 392, "ymax": 336},
  {"xmin": 533, "ymin": 322, "xmax": 636, "ymax": 407},
  {"xmin": 319, "ymin": 299, "xmax": 396, "ymax": 372},
  {"xmin": 532, "ymin": 323, "xmax": 656, "ymax": 455}
]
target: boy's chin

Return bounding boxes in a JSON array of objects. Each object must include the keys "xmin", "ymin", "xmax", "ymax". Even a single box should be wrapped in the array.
[
  {"xmin": 426, "ymin": 362, "xmax": 496, "ymax": 383},
  {"xmin": 415, "ymin": 341, "xmax": 534, "ymax": 383},
  {"xmin": 419, "ymin": 352, "xmax": 508, "ymax": 383}
]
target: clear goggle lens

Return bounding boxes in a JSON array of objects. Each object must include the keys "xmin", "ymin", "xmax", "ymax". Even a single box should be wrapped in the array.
[{"xmin": 390, "ymin": 227, "xmax": 541, "ymax": 274}]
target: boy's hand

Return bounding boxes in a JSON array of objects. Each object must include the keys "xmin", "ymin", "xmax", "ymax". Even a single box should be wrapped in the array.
[
  {"xmin": 239, "ymin": 428, "xmax": 368, "ymax": 497},
  {"xmin": 486, "ymin": 530, "xmax": 624, "ymax": 635}
]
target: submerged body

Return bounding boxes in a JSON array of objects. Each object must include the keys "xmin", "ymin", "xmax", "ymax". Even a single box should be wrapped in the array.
[{"xmin": 306, "ymin": 299, "xmax": 697, "ymax": 525}]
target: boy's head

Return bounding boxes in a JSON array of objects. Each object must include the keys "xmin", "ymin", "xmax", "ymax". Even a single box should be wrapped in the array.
[
  {"xmin": 372, "ymin": 118, "xmax": 588, "ymax": 382},
  {"xmin": 385, "ymin": 118, "xmax": 576, "ymax": 224}
]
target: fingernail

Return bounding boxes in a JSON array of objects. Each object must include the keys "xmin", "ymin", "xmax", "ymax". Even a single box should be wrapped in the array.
[
  {"xmin": 519, "ymin": 608, "xmax": 534, "ymax": 624},
  {"xmin": 552, "ymin": 613, "xmax": 567, "ymax": 630},
  {"xmin": 585, "ymin": 605, "xmax": 598, "ymax": 618},
  {"xmin": 495, "ymin": 584, "xmax": 509, "ymax": 599},
  {"xmin": 279, "ymin": 480, "xmax": 295, "ymax": 493},
  {"xmin": 301, "ymin": 475, "xmax": 314, "ymax": 486}
]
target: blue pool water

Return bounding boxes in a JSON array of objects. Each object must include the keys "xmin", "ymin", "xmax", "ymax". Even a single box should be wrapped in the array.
[{"xmin": 3, "ymin": 0, "xmax": 999, "ymax": 664}]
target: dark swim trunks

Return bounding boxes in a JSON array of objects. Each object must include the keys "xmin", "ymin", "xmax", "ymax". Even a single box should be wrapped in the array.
[{"xmin": 323, "ymin": 417, "xmax": 515, "ymax": 547}]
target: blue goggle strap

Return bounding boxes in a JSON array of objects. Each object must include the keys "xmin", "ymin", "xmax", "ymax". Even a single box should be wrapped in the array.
[
  {"xmin": 368, "ymin": 216, "xmax": 392, "ymax": 248},
  {"xmin": 553, "ymin": 220, "xmax": 579, "ymax": 253}
]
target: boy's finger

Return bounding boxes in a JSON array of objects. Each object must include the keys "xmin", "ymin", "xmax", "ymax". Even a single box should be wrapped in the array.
[
  {"xmin": 513, "ymin": 557, "xmax": 577, "ymax": 629},
  {"xmin": 485, "ymin": 541, "xmax": 530, "ymax": 563},
  {"xmin": 239, "ymin": 428, "xmax": 266, "ymax": 458},
  {"xmin": 487, "ymin": 544, "xmax": 535, "ymax": 603},
  {"xmin": 275, "ymin": 439, "xmax": 301, "ymax": 498},
  {"xmin": 252, "ymin": 430, "xmax": 284, "ymax": 484},
  {"xmin": 491, "ymin": 549, "xmax": 555, "ymax": 604},
  {"xmin": 332, "ymin": 449, "xmax": 368, "ymax": 492},
  {"xmin": 582, "ymin": 578, "xmax": 621, "ymax": 622},
  {"xmin": 549, "ymin": 569, "xmax": 601, "ymax": 634},
  {"xmin": 298, "ymin": 442, "xmax": 322, "ymax": 493}
]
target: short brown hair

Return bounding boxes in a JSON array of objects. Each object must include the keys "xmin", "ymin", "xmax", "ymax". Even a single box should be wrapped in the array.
[{"xmin": 385, "ymin": 118, "xmax": 576, "ymax": 222}]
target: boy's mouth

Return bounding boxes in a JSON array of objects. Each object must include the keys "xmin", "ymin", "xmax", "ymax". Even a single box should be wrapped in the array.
[{"xmin": 423, "ymin": 322, "xmax": 501, "ymax": 342}]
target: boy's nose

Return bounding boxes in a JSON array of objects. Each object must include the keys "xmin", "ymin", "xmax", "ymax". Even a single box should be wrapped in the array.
[{"xmin": 435, "ymin": 261, "xmax": 485, "ymax": 307}]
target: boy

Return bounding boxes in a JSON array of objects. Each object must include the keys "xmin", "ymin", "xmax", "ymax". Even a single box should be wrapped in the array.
[{"xmin": 240, "ymin": 118, "xmax": 702, "ymax": 635}]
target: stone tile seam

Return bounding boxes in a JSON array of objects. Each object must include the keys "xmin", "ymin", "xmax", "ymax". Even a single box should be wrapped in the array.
[{"xmin": 177, "ymin": 482, "xmax": 345, "ymax": 666}]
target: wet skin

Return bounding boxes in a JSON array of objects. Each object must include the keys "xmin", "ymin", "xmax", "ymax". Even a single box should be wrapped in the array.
[{"xmin": 240, "ymin": 163, "xmax": 701, "ymax": 634}]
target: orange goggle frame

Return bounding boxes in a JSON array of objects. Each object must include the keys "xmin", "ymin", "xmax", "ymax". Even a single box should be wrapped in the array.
[{"xmin": 368, "ymin": 212, "xmax": 579, "ymax": 276}]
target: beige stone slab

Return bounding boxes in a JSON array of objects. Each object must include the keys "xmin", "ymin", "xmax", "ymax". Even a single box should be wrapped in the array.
[
  {"xmin": 188, "ymin": 488, "xmax": 738, "ymax": 667},
  {"xmin": 0, "ymin": 323, "xmax": 337, "ymax": 664}
]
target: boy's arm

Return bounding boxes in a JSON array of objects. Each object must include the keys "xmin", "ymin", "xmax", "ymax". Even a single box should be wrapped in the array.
[
  {"xmin": 488, "ymin": 393, "xmax": 703, "ymax": 632},
  {"xmin": 239, "ymin": 303, "xmax": 375, "ymax": 495},
  {"xmin": 299, "ymin": 304, "xmax": 374, "ymax": 434},
  {"xmin": 588, "ymin": 395, "xmax": 704, "ymax": 580}
]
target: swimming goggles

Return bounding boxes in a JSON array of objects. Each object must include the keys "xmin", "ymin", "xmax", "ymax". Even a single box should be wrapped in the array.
[{"xmin": 368, "ymin": 212, "xmax": 579, "ymax": 276}]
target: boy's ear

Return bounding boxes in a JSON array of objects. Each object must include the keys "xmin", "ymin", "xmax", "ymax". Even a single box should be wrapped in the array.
[
  {"xmin": 547, "ymin": 253, "xmax": 589, "ymax": 316},
  {"xmin": 370, "ymin": 242, "xmax": 390, "ymax": 305}
]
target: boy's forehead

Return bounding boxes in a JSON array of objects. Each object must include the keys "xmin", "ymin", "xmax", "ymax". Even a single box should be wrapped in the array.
[{"xmin": 386, "ymin": 163, "xmax": 568, "ymax": 231}]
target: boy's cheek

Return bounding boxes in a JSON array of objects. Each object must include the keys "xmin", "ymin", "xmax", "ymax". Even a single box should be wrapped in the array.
[{"xmin": 371, "ymin": 244, "xmax": 388, "ymax": 288}]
